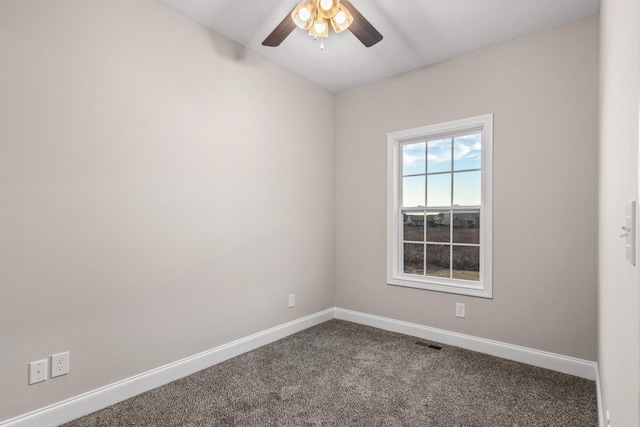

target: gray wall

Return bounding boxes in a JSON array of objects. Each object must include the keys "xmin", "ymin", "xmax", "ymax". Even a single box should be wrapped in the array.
[
  {"xmin": 0, "ymin": 0, "xmax": 335, "ymax": 420},
  {"xmin": 335, "ymin": 17, "xmax": 599, "ymax": 361},
  {"xmin": 599, "ymin": 0, "xmax": 640, "ymax": 424}
]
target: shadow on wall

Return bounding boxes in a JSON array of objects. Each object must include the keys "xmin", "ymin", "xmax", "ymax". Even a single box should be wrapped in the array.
[
  {"xmin": 204, "ymin": 2, "xmax": 263, "ymax": 67},
  {"xmin": 210, "ymin": 34, "xmax": 263, "ymax": 65}
]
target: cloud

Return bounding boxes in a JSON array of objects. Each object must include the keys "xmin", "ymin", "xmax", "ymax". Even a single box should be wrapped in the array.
[
  {"xmin": 402, "ymin": 142, "xmax": 426, "ymax": 168},
  {"xmin": 427, "ymin": 139, "xmax": 451, "ymax": 164},
  {"xmin": 453, "ymin": 134, "xmax": 481, "ymax": 161}
]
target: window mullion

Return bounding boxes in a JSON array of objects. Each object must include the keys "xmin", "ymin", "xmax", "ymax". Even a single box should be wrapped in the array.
[
  {"xmin": 449, "ymin": 138, "xmax": 454, "ymax": 279},
  {"xmin": 449, "ymin": 209, "xmax": 453, "ymax": 279},
  {"xmin": 450, "ymin": 137, "xmax": 455, "ymax": 207},
  {"xmin": 424, "ymin": 141, "xmax": 428, "ymax": 277}
]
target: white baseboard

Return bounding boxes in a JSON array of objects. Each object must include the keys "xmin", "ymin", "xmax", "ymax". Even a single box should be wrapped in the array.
[
  {"xmin": 0, "ymin": 309, "xmax": 335, "ymax": 427},
  {"xmin": 2, "ymin": 307, "xmax": 599, "ymax": 427},
  {"xmin": 335, "ymin": 308, "xmax": 598, "ymax": 381}
]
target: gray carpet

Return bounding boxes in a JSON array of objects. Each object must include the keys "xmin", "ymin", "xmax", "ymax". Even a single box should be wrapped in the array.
[{"xmin": 62, "ymin": 320, "xmax": 598, "ymax": 426}]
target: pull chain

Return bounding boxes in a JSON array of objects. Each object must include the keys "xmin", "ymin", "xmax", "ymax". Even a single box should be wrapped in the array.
[{"xmin": 312, "ymin": 35, "xmax": 325, "ymax": 51}]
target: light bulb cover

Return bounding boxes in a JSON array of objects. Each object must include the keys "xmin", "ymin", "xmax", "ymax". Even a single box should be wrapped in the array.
[
  {"xmin": 291, "ymin": 0, "xmax": 316, "ymax": 30},
  {"xmin": 308, "ymin": 16, "xmax": 329, "ymax": 37},
  {"xmin": 319, "ymin": 0, "xmax": 333, "ymax": 10},
  {"xmin": 316, "ymin": 0, "xmax": 340, "ymax": 19},
  {"xmin": 329, "ymin": 4, "xmax": 353, "ymax": 33},
  {"xmin": 299, "ymin": 7, "xmax": 311, "ymax": 22}
]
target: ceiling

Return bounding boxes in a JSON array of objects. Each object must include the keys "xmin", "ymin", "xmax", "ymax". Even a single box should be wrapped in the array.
[{"xmin": 156, "ymin": 0, "xmax": 600, "ymax": 93}]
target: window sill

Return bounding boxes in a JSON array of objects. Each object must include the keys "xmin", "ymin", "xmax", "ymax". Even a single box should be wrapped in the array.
[{"xmin": 387, "ymin": 275, "xmax": 492, "ymax": 298}]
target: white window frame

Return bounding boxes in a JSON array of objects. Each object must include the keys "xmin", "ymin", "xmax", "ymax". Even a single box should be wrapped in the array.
[{"xmin": 387, "ymin": 114, "xmax": 493, "ymax": 298}]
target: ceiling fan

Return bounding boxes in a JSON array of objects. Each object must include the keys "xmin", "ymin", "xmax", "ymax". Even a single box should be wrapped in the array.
[{"xmin": 262, "ymin": 0, "xmax": 383, "ymax": 48}]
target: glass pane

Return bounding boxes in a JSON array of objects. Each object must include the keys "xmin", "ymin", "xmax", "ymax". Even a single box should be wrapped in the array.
[
  {"xmin": 427, "ymin": 138, "xmax": 452, "ymax": 173},
  {"xmin": 454, "ymin": 133, "xmax": 481, "ymax": 171},
  {"xmin": 403, "ymin": 243, "xmax": 424, "ymax": 275},
  {"xmin": 426, "ymin": 244, "xmax": 450, "ymax": 278},
  {"xmin": 403, "ymin": 142, "xmax": 426, "ymax": 176},
  {"xmin": 453, "ymin": 171, "xmax": 481, "ymax": 206},
  {"xmin": 427, "ymin": 173, "xmax": 451, "ymax": 207},
  {"xmin": 403, "ymin": 176, "xmax": 425, "ymax": 208},
  {"xmin": 452, "ymin": 246, "xmax": 480, "ymax": 281},
  {"xmin": 453, "ymin": 212, "xmax": 480, "ymax": 244},
  {"xmin": 426, "ymin": 212, "xmax": 450, "ymax": 243},
  {"xmin": 403, "ymin": 213, "xmax": 424, "ymax": 242}
]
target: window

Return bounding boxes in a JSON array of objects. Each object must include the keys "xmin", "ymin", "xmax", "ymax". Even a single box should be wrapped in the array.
[{"xmin": 387, "ymin": 115, "xmax": 493, "ymax": 298}]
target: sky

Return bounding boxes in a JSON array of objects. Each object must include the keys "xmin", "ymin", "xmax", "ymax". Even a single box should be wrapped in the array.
[{"xmin": 402, "ymin": 133, "xmax": 481, "ymax": 208}]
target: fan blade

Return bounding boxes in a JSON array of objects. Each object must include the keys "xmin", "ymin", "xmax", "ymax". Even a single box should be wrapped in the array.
[
  {"xmin": 262, "ymin": 8, "xmax": 297, "ymax": 47},
  {"xmin": 342, "ymin": 1, "xmax": 383, "ymax": 47}
]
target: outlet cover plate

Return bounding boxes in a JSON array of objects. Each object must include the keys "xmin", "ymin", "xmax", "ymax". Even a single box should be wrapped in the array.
[
  {"xmin": 625, "ymin": 201, "xmax": 636, "ymax": 265},
  {"xmin": 456, "ymin": 303, "xmax": 466, "ymax": 318},
  {"xmin": 51, "ymin": 351, "xmax": 70, "ymax": 378},
  {"xmin": 29, "ymin": 359, "xmax": 48, "ymax": 384}
]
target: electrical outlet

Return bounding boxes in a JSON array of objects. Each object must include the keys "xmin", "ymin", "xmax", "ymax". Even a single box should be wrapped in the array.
[
  {"xmin": 456, "ymin": 303, "xmax": 466, "ymax": 318},
  {"xmin": 51, "ymin": 351, "xmax": 70, "ymax": 378},
  {"xmin": 29, "ymin": 359, "xmax": 47, "ymax": 384},
  {"xmin": 288, "ymin": 294, "xmax": 295, "ymax": 308},
  {"xmin": 606, "ymin": 410, "xmax": 611, "ymax": 426}
]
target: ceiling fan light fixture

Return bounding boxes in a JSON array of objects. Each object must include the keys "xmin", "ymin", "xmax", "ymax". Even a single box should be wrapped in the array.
[
  {"xmin": 292, "ymin": 0, "xmax": 316, "ymax": 30},
  {"xmin": 329, "ymin": 6, "xmax": 352, "ymax": 33},
  {"xmin": 264, "ymin": 0, "xmax": 381, "ymax": 48}
]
